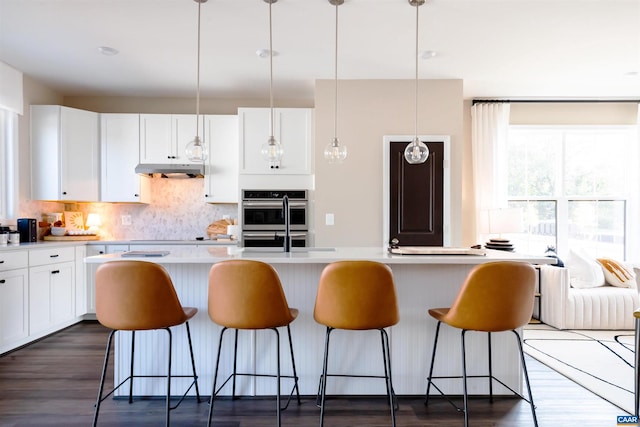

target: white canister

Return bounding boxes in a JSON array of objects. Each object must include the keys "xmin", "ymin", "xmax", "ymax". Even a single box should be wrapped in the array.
[
  {"xmin": 226, "ymin": 225, "xmax": 241, "ymax": 239},
  {"xmin": 0, "ymin": 232, "xmax": 7, "ymax": 246},
  {"xmin": 8, "ymin": 231, "xmax": 20, "ymax": 245}
]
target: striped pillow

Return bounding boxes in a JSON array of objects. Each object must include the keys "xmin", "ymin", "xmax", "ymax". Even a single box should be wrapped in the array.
[{"xmin": 596, "ymin": 258, "xmax": 637, "ymax": 289}]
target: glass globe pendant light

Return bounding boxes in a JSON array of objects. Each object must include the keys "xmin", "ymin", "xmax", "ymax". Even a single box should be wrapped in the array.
[
  {"xmin": 324, "ymin": 0, "xmax": 347, "ymax": 163},
  {"xmin": 404, "ymin": 0, "xmax": 429, "ymax": 165},
  {"xmin": 185, "ymin": 0, "xmax": 208, "ymax": 162},
  {"xmin": 261, "ymin": 0, "xmax": 284, "ymax": 166}
]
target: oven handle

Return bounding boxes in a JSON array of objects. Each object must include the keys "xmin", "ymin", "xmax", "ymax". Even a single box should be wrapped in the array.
[
  {"xmin": 275, "ymin": 232, "xmax": 307, "ymax": 239},
  {"xmin": 242, "ymin": 232, "xmax": 277, "ymax": 239},
  {"xmin": 242, "ymin": 201, "xmax": 307, "ymax": 208},
  {"xmin": 243, "ymin": 232, "xmax": 307, "ymax": 239}
]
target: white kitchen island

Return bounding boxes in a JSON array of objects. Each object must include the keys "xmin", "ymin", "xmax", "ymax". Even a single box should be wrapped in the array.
[{"xmin": 85, "ymin": 246, "xmax": 553, "ymax": 398}]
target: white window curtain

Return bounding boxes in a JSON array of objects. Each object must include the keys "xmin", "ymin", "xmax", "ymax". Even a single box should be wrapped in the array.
[
  {"xmin": 0, "ymin": 108, "xmax": 18, "ymax": 220},
  {"xmin": 471, "ymin": 102, "xmax": 511, "ymax": 241}
]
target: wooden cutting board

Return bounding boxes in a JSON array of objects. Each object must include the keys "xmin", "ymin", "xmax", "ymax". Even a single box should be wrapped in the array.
[{"xmin": 43, "ymin": 235, "xmax": 99, "ymax": 241}]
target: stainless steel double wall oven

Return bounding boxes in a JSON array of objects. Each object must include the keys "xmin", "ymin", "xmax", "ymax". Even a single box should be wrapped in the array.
[{"xmin": 241, "ymin": 189, "xmax": 309, "ymax": 247}]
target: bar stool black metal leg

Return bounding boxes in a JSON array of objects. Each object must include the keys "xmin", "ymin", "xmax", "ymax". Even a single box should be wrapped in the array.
[
  {"xmin": 129, "ymin": 330, "xmax": 135, "ymax": 404},
  {"xmin": 425, "ymin": 321, "xmax": 442, "ymax": 406},
  {"xmin": 513, "ymin": 330, "xmax": 538, "ymax": 427},
  {"xmin": 273, "ymin": 328, "xmax": 282, "ymax": 427},
  {"xmin": 165, "ymin": 328, "xmax": 172, "ymax": 427},
  {"xmin": 461, "ymin": 330, "xmax": 469, "ymax": 427},
  {"xmin": 92, "ymin": 329, "xmax": 116, "ymax": 427},
  {"xmin": 319, "ymin": 327, "xmax": 333, "ymax": 427},
  {"xmin": 488, "ymin": 331, "xmax": 493, "ymax": 403},
  {"xmin": 184, "ymin": 321, "xmax": 201, "ymax": 402},
  {"xmin": 379, "ymin": 329, "xmax": 398, "ymax": 411},
  {"xmin": 381, "ymin": 328, "xmax": 396, "ymax": 427},
  {"xmin": 208, "ymin": 327, "xmax": 228, "ymax": 427},
  {"xmin": 286, "ymin": 325, "xmax": 301, "ymax": 405},
  {"xmin": 232, "ymin": 329, "xmax": 239, "ymax": 399}
]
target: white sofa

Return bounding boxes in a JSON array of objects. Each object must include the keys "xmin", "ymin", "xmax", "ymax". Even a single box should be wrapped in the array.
[{"xmin": 540, "ymin": 265, "xmax": 639, "ymax": 330}]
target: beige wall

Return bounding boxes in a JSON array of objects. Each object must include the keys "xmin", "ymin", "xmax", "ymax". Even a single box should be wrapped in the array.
[
  {"xmin": 510, "ymin": 102, "xmax": 638, "ymax": 125},
  {"xmin": 313, "ymin": 79, "xmax": 465, "ymax": 247},
  {"xmin": 63, "ymin": 96, "xmax": 313, "ymax": 114}
]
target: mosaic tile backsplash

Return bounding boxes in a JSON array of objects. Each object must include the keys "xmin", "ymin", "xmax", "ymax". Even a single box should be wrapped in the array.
[{"xmin": 14, "ymin": 178, "xmax": 238, "ymax": 241}]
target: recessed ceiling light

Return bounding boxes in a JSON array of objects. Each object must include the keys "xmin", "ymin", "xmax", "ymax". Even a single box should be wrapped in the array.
[
  {"xmin": 419, "ymin": 50, "xmax": 437, "ymax": 60},
  {"xmin": 256, "ymin": 48, "xmax": 279, "ymax": 58},
  {"xmin": 98, "ymin": 46, "xmax": 119, "ymax": 56},
  {"xmin": 624, "ymin": 71, "xmax": 639, "ymax": 77}
]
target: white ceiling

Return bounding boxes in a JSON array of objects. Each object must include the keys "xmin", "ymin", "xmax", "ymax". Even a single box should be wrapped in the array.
[{"xmin": 1, "ymin": 0, "xmax": 640, "ymax": 101}]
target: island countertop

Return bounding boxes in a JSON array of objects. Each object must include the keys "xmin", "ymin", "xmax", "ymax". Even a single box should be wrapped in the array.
[
  {"xmin": 84, "ymin": 245, "xmax": 555, "ymax": 265},
  {"xmin": 84, "ymin": 246, "xmax": 553, "ymax": 398}
]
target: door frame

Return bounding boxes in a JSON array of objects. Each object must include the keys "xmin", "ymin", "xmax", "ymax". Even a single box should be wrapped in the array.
[{"xmin": 382, "ymin": 135, "xmax": 451, "ymax": 247}]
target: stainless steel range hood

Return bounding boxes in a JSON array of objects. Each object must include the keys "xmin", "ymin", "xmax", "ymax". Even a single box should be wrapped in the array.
[{"xmin": 135, "ymin": 163, "xmax": 204, "ymax": 178}]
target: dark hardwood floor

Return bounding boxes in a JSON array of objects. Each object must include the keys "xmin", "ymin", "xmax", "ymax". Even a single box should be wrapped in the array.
[{"xmin": 0, "ymin": 321, "xmax": 628, "ymax": 426}]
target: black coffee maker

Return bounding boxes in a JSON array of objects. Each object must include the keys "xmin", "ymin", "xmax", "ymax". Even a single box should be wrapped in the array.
[{"xmin": 17, "ymin": 218, "xmax": 37, "ymax": 242}]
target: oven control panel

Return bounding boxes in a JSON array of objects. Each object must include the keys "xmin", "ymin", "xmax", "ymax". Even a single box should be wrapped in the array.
[{"xmin": 242, "ymin": 190, "xmax": 307, "ymax": 200}]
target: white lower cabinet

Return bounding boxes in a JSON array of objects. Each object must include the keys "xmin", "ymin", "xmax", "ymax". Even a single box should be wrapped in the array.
[
  {"xmin": 28, "ymin": 247, "xmax": 76, "ymax": 338},
  {"xmin": 29, "ymin": 262, "xmax": 74, "ymax": 336},
  {"xmin": 0, "ymin": 245, "xmax": 89, "ymax": 355},
  {"xmin": 0, "ymin": 267, "xmax": 29, "ymax": 351}
]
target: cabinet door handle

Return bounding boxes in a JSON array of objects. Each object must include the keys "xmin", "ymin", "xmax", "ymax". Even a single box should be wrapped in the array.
[
  {"xmin": 62, "ymin": 191, "xmax": 67, "ymax": 195},
  {"xmin": 0, "ymin": 260, "xmax": 4, "ymax": 264},
  {"xmin": 134, "ymin": 194, "xmax": 139, "ymax": 197},
  {"xmin": 51, "ymin": 270, "xmax": 60, "ymax": 274},
  {"xmin": 0, "ymin": 279, "xmax": 5, "ymax": 284},
  {"xmin": 49, "ymin": 254, "xmax": 59, "ymax": 258}
]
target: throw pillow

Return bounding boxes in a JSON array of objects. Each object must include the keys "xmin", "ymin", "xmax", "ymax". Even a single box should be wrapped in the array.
[
  {"xmin": 565, "ymin": 249, "xmax": 605, "ymax": 289},
  {"xmin": 596, "ymin": 258, "xmax": 637, "ymax": 289}
]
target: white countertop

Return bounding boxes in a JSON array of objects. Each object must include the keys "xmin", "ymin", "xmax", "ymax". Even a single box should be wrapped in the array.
[
  {"xmin": 86, "ymin": 239, "xmax": 238, "ymax": 246},
  {"xmin": 84, "ymin": 246, "xmax": 556, "ymax": 265},
  {"xmin": 0, "ymin": 239, "xmax": 238, "ymax": 251}
]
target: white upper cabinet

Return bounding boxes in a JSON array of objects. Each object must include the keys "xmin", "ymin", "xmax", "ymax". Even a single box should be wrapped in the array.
[
  {"xmin": 139, "ymin": 114, "xmax": 199, "ymax": 164},
  {"xmin": 203, "ymin": 115, "xmax": 239, "ymax": 203},
  {"xmin": 238, "ymin": 108, "xmax": 313, "ymax": 175},
  {"xmin": 100, "ymin": 113, "xmax": 150, "ymax": 203},
  {"xmin": 30, "ymin": 105, "xmax": 99, "ymax": 201}
]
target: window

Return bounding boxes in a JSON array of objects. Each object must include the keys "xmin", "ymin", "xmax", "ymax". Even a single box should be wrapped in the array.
[{"xmin": 507, "ymin": 125, "xmax": 638, "ymax": 260}]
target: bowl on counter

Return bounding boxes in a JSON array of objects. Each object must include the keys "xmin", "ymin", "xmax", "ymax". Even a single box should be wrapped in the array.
[{"xmin": 50, "ymin": 227, "xmax": 67, "ymax": 236}]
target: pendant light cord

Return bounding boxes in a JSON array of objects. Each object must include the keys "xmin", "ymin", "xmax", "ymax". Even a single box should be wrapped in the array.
[
  {"xmin": 269, "ymin": 0, "xmax": 275, "ymax": 139},
  {"xmin": 334, "ymin": 2, "xmax": 339, "ymax": 141},
  {"xmin": 414, "ymin": 1, "xmax": 419, "ymax": 141},
  {"xmin": 195, "ymin": 0, "xmax": 202, "ymax": 139}
]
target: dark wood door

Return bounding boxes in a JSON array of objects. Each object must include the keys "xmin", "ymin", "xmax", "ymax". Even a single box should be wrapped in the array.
[{"xmin": 389, "ymin": 140, "xmax": 444, "ymax": 246}]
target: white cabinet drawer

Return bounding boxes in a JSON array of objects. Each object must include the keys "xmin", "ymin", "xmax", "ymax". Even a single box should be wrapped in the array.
[
  {"xmin": 0, "ymin": 251, "xmax": 28, "ymax": 272},
  {"xmin": 29, "ymin": 247, "xmax": 75, "ymax": 266}
]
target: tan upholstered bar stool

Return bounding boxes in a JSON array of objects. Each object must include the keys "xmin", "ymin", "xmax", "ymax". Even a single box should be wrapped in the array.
[
  {"xmin": 425, "ymin": 261, "xmax": 538, "ymax": 427},
  {"xmin": 635, "ymin": 308, "xmax": 640, "ymax": 417},
  {"xmin": 314, "ymin": 260, "xmax": 400, "ymax": 427},
  {"xmin": 92, "ymin": 260, "xmax": 200, "ymax": 427},
  {"xmin": 207, "ymin": 260, "xmax": 300, "ymax": 427}
]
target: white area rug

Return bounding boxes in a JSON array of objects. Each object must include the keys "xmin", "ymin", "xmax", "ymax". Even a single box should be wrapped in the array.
[{"xmin": 523, "ymin": 325, "xmax": 635, "ymax": 414}]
